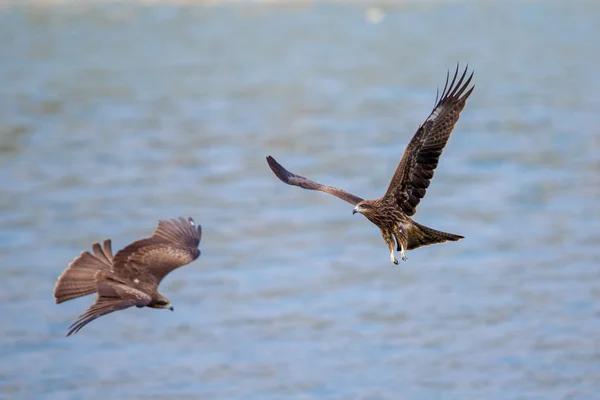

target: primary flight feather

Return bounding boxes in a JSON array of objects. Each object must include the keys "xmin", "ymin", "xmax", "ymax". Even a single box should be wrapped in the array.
[
  {"xmin": 54, "ymin": 217, "xmax": 202, "ymax": 336},
  {"xmin": 267, "ymin": 65, "xmax": 474, "ymax": 264}
]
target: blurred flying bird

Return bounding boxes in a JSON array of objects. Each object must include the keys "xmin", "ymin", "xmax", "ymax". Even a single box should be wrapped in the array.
[
  {"xmin": 267, "ymin": 65, "xmax": 474, "ymax": 264},
  {"xmin": 54, "ymin": 217, "xmax": 202, "ymax": 336}
]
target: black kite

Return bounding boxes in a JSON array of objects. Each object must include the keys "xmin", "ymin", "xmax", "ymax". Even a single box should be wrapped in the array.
[
  {"xmin": 267, "ymin": 66, "xmax": 474, "ymax": 264},
  {"xmin": 54, "ymin": 217, "xmax": 202, "ymax": 336}
]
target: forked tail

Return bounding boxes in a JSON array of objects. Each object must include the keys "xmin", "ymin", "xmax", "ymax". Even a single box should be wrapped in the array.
[
  {"xmin": 406, "ymin": 221, "xmax": 464, "ymax": 250},
  {"xmin": 54, "ymin": 239, "xmax": 113, "ymax": 304}
]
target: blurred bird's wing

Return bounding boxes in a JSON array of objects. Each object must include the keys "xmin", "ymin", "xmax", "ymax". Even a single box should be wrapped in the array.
[
  {"xmin": 112, "ymin": 217, "xmax": 202, "ymax": 284},
  {"xmin": 384, "ymin": 65, "xmax": 474, "ymax": 216},
  {"xmin": 66, "ymin": 281, "xmax": 151, "ymax": 336},
  {"xmin": 266, "ymin": 156, "xmax": 364, "ymax": 206}
]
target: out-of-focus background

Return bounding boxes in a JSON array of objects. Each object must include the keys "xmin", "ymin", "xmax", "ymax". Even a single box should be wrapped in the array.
[{"xmin": 1, "ymin": 0, "xmax": 599, "ymax": 399}]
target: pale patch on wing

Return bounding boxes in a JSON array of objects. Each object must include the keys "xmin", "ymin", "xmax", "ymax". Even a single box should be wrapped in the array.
[{"xmin": 426, "ymin": 107, "xmax": 442, "ymax": 123}]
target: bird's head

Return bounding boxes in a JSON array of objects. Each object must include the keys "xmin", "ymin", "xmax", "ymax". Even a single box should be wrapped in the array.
[
  {"xmin": 353, "ymin": 200, "xmax": 376, "ymax": 217},
  {"xmin": 150, "ymin": 295, "xmax": 174, "ymax": 311}
]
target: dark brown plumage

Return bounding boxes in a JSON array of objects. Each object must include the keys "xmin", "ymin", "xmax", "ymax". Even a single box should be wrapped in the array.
[
  {"xmin": 54, "ymin": 217, "xmax": 202, "ymax": 336},
  {"xmin": 267, "ymin": 65, "xmax": 474, "ymax": 264}
]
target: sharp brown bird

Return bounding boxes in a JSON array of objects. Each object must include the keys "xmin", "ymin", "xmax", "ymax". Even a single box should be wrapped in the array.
[
  {"xmin": 267, "ymin": 65, "xmax": 474, "ymax": 264},
  {"xmin": 54, "ymin": 217, "xmax": 202, "ymax": 336}
]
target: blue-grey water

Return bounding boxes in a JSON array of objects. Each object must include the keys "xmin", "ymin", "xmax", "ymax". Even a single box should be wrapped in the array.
[{"xmin": 1, "ymin": 1, "xmax": 599, "ymax": 399}]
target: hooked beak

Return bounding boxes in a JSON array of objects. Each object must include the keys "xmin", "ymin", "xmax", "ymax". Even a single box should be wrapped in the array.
[
  {"xmin": 169, "ymin": 306, "xmax": 174, "ymax": 312},
  {"xmin": 352, "ymin": 209, "xmax": 357, "ymax": 215}
]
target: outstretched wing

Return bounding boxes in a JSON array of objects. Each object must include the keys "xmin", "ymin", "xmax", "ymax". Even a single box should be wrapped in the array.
[
  {"xmin": 112, "ymin": 217, "xmax": 202, "ymax": 284},
  {"xmin": 266, "ymin": 156, "xmax": 364, "ymax": 206},
  {"xmin": 384, "ymin": 65, "xmax": 474, "ymax": 216},
  {"xmin": 66, "ymin": 281, "xmax": 151, "ymax": 336}
]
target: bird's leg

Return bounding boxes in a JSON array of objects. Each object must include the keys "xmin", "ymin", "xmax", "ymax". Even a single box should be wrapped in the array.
[
  {"xmin": 400, "ymin": 244, "xmax": 407, "ymax": 261},
  {"xmin": 394, "ymin": 230, "xmax": 408, "ymax": 262},
  {"xmin": 381, "ymin": 230, "xmax": 398, "ymax": 265},
  {"xmin": 391, "ymin": 251, "xmax": 398, "ymax": 265}
]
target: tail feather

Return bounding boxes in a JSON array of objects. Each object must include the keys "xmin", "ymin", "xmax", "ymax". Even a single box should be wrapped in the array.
[
  {"xmin": 406, "ymin": 221, "xmax": 463, "ymax": 250},
  {"xmin": 54, "ymin": 240, "xmax": 113, "ymax": 304},
  {"xmin": 102, "ymin": 239, "xmax": 114, "ymax": 260},
  {"xmin": 92, "ymin": 239, "xmax": 113, "ymax": 265}
]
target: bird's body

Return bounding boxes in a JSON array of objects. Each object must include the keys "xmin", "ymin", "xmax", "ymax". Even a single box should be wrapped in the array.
[
  {"xmin": 354, "ymin": 197, "xmax": 412, "ymax": 262},
  {"xmin": 267, "ymin": 65, "xmax": 473, "ymax": 264},
  {"xmin": 54, "ymin": 217, "xmax": 202, "ymax": 336}
]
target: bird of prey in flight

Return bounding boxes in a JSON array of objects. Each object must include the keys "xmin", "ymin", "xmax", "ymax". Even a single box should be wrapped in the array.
[
  {"xmin": 267, "ymin": 65, "xmax": 474, "ymax": 264},
  {"xmin": 54, "ymin": 217, "xmax": 202, "ymax": 336}
]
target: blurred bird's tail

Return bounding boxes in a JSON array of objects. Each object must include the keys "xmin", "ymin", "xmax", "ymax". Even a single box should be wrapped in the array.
[
  {"xmin": 54, "ymin": 240, "xmax": 114, "ymax": 304},
  {"xmin": 406, "ymin": 221, "xmax": 463, "ymax": 250}
]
